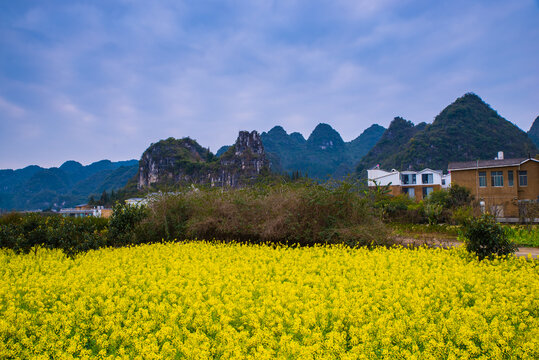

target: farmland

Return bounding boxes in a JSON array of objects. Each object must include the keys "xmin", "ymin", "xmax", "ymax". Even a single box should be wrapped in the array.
[{"xmin": 1, "ymin": 242, "xmax": 537, "ymax": 359}]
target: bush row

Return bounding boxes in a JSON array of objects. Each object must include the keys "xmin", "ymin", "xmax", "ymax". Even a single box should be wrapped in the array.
[
  {"xmin": 0, "ymin": 213, "xmax": 109, "ymax": 257},
  {"xmin": 0, "ymin": 181, "xmax": 520, "ymax": 259},
  {"xmin": 0, "ymin": 181, "xmax": 393, "ymax": 256},
  {"xmin": 128, "ymin": 181, "xmax": 392, "ymax": 248}
]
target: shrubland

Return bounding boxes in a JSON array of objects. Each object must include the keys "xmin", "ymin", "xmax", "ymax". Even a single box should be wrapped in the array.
[
  {"xmin": 0, "ymin": 180, "xmax": 391, "ymax": 256},
  {"xmin": 1, "ymin": 180, "xmax": 534, "ymax": 259}
]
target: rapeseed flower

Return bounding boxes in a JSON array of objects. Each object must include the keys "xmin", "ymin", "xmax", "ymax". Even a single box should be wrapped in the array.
[{"xmin": 0, "ymin": 243, "xmax": 537, "ymax": 359}]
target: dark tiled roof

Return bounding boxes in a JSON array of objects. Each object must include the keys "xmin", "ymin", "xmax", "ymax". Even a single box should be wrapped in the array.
[{"xmin": 448, "ymin": 158, "xmax": 528, "ymax": 170}]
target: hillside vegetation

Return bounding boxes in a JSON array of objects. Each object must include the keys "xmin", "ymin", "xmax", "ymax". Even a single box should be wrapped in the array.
[
  {"xmin": 357, "ymin": 93, "xmax": 538, "ymax": 174},
  {"xmin": 259, "ymin": 124, "xmax": 385, "ymax": 179},
  {"xmin": 0, "ymin": 160, "xmax": 138, "ymax": 210},
  {"xmin": 528, "ymin": 116, "xmax": 539, "ymax": 147}
]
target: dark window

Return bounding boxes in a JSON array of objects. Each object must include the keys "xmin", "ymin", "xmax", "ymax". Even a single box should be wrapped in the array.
[
  {"xmin": 491, "ymin": 171, "xmax": 503, "ymax": 187},
  {"xmin": 422, "ymin": 187, "xmax": 433, "ymax": 198},
  {"xmin": 508, "ymin": 170, "xmax": 513, "ymax": 186},
  {"xmin": 402, "ymin": 187, "xmax": 415, "ymax": 199},
  {"xmin": 401, "ymin": 174, "xmax": 417, "ymax": 185},
  {"xmin": 422, "ymin": 173, "xmax": 433, "ymax": 184},
  {"xmin": 479, "ymin": 171, "xmax": 487, "ymax": 187},
  {"xmin": 442, "ymin": 179, "xmax": 446, "ymax": 186},
  {"xmin": 519, "ymin": 171, "xmax": 527, "ymax": 186}
]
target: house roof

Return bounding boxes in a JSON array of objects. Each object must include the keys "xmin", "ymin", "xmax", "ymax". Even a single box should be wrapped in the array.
[{"xmin": 448, "ymin": 158, "xmax": 538, "ymax": 171}]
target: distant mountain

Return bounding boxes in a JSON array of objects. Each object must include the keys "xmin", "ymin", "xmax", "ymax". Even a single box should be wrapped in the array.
[
  {"xmin": 529, "ymin": 116, "xmax": 539, "ymax": 148},
  {"xmin": 0, "ymin": 160, "xmax": 138, "ymax": 210},
  {"xmin": 356, "ymin": 117, "xmax": 427, "ymax": 176},
  {"xmin": 356, "ymin": 93, "xmax": 538, "ymax": 175},
  {"xmin": 258, "ymin": 123, "xmax": 385, "ymax": 179},
  {"xmin": 137, "ymin": 132, "xmax": 269, "ymax": 189}
]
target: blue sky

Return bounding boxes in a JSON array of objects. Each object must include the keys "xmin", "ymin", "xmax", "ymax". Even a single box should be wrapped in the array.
[{"xmin": 1, "ymin": 0, "xmax": 538, "ymax": 169}]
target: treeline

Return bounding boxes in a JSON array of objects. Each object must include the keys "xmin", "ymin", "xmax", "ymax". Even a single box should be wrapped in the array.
[{"xmin": 0, "ymin": 180, "xmax": 516, "ymax": 259}]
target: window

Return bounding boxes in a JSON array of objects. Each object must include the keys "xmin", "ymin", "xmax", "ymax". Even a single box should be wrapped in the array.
[
  {"xmin": 442, "ymin": 179, "xmax": 446, "ymax": 186},
  {"xmin": 401, "ymin": 174, "xmax": 416, "ymax": 185},
  {"xmin": 519, "ymin": 171, "xmax": 527, "ymax": 186},
  {"xmin": 479, "ymin": 171, "xmax": 486, "ymax": 187},
  {"xmin": 422, "ymin": 173, "xmax": 433, "ymax": 184},
  {"xmin": 403, "ymin": 187, "xmax": 415, "ymax": 199},
  {"xmin": 491, "ymin": 171, "xmax": 503, "ymax": 187},
  {"xmin": 422, "ymin": 187, "xmax": 433, "ymax": 198},
  {"xmin": 508, "ymin": 171, "xmax": 513, "ymax": 187}
]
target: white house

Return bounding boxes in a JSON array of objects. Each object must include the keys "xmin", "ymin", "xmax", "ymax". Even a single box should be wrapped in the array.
[{"xmin": 367, "ymin": 166, "xmax": 451, "ymax": 200}]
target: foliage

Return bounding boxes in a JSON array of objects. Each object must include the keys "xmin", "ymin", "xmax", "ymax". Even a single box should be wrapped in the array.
[
  {"xmin": 139, "ymin": 181, "xmax": 392, "ymax": 248},
  {"xmin": 504, "ymin": 225, "xmax": 539, "ymax": 247},
  {"xmin": 356, "ymin": 117, "xmax": 425, "ymax": 177},
  {"xmin": 0, "ymin": 160, "xmax": 138, "ymax": 211},
  {"xmin": 463, "ymin": 214, "xmax": 518, "ymax": 260},
  {"xmin": 451, "ymin": 206, "xmax": 475, "ymax": 225},
  {"xmin": 357, "ymin": 93, "xmax": 538, "ymax": 173},
  {"xmin": 0, "ymin": 213, "xmax": 108, "ymax": 257},
  {"xmin": 528, "ymin": 115, "xmax": 539, "ymax": 148},
  {"xmin": 261, "ymin": 124, "xmax": 385, "ymax": 179},
  {"xmin": 447, "ymin": 184, "xmax": 473, "ymax": 208},
  {"xmin": 107, "ymin": 202, "xmax": 149, "ymax": 247},
  {"xmin": 0, "ymin": 243, "xmax": 537, "ymax": 359}
]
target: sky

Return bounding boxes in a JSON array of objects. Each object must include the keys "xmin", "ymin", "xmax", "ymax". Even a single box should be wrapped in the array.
[{"xmin": 1, "ymin": 0, "xmax": 538, "ymax": 169}]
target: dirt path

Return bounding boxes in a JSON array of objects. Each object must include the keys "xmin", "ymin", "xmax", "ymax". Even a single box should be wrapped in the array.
[{"xmin": 396, "ymin": 236, "xmax": 538, "ymax": 258}]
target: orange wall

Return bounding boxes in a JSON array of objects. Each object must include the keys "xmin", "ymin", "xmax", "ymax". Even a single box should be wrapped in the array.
[
  {"xmin": 100, "ymin": 209, "xmax": 113, "ymax": 218},
  {"xmin": 450, "ymin": 161, "xmax": 538, "ymax": 217}
]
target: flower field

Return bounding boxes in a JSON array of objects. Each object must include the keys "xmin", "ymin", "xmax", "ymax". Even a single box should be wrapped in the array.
[{"xmin": 0, "ymin": 243, "xmax": 538, "ymax": 359}]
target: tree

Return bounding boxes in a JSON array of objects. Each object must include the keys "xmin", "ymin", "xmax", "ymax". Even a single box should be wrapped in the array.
[{"xmin": 99, "ymin": 190, "xmax": 109, "ymax": 205}]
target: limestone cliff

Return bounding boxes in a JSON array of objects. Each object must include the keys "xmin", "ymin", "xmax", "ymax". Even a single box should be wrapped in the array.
[{"xmin": 137, "ymin": 131, "xmax": 269, "ymax": 189}]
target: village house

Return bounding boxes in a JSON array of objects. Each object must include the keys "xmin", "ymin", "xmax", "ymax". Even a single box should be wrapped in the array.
[
  {"xmin": 367, "ymin": 167, "xmax": 451, "ymax": 201},
  {"xmin": 59, "ymin": 205, "xmax": 112, "ymax": 218},
  {"xmin": 448, "ymin": 152, "xmax": 539, "ymax": 219}
]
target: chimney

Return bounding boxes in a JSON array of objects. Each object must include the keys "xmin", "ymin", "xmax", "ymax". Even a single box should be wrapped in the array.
[{"xmin": 496, "ymin": 151, "xmax": 504, "ymax": 160}]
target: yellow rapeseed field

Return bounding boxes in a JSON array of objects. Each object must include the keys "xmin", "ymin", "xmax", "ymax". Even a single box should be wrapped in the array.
[{"xmin": 0, "ymin": 243, "xmax": 537, "ymax": 359}]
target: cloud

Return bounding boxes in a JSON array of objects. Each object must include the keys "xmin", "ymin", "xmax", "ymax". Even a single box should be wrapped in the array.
[
  {"xmin": 0, "ymin": 96, "xmax": 26, "ymax": 118},
  {"xmin": 0, "ymin": 0, "xmax": 538, "ymax": 168}
]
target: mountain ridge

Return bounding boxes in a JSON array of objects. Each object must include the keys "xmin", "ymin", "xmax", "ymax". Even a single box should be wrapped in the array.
[
  {"xmin": 356, "ymin": 93, "xmax": 538, "ymax": 175},
  {"xmin": 0, "ymin": 159, "xmax": 138, "ymax": 210}
]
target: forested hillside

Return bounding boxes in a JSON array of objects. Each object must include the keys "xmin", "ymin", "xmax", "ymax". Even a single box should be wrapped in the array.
[
  {"xmin": 0, "ymin": 160, "xmax": 138, "ymax": 210},
  {"xmin": 357, "ymin": 93, "xmax": 538, "ymax": 175}
]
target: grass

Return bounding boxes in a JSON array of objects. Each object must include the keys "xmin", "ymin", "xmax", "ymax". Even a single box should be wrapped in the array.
[{"xmin": 392, "ymin": 222, "xmax": 539, "ymax": 248}]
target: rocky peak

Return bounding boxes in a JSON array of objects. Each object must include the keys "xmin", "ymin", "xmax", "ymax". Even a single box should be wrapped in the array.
[
  {"xmin": 234, "ymin": 131, "xmax": 265, "ymax": 156},
  {"xmin": 137, "ymin": 131, "xmax": 268, "ymax": 189}
]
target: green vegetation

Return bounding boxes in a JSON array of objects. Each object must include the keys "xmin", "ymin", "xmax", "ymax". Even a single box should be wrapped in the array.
[
  {"xmin": 0, "ymin": 180, "xmax": 395, "ymax": 256},
  {"xmin": 462, "ymin": 215, "xmax": 517, "ymax": 260},
  {"xmin": 0, "ymin": 213, "xmax": 108, "ymax": 257},
  {"xmin": 505, "ymin": 225, "xmax": 539, "ymax": 247},
  {"xmin": 528, "ymin": 115, "xmax": 539, "ymax": 148},
  {"xmin": 0, "ymin": 160, "xmax": 138, "ymax": 211},
  {"xmin": 260, "ymin": 123, "xmax": 385, "ymax": 179},
  {"xmin": 131, "ymin": 180, "xmax": 391, "ymax": 247}
]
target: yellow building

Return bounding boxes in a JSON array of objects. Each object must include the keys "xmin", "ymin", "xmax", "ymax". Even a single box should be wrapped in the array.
[{"xmin": 448, "ymin": 154, "xmax": 539, "ymax": 218}]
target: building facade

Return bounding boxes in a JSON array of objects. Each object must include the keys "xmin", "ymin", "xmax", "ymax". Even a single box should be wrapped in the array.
[
  {"xmin": 448, "ymin": 155, "xmax": 539, "ymax": 218},
  {"xmin": 367, "ymin": 167, "xmax": 451, "ymax": 201}
]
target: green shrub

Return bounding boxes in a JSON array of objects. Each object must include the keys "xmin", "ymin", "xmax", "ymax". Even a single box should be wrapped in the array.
[
  {"xmin": 0, "ymin": 213, "xmax": 108, "ymax": 256},
  {"xmin": 463, "ymin": 214, "xmax": 517, "ymax": 260},
  {"xmin": 108, "ymin": 202, "xmax": 149, "ymax": 246},
  {"xmin": 447, "ymin": 184, "xmax": 473, "ymax": 208},
  {"xmin": 451, "ymin": 206, "xmax": 474, "ymax": 225}
]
